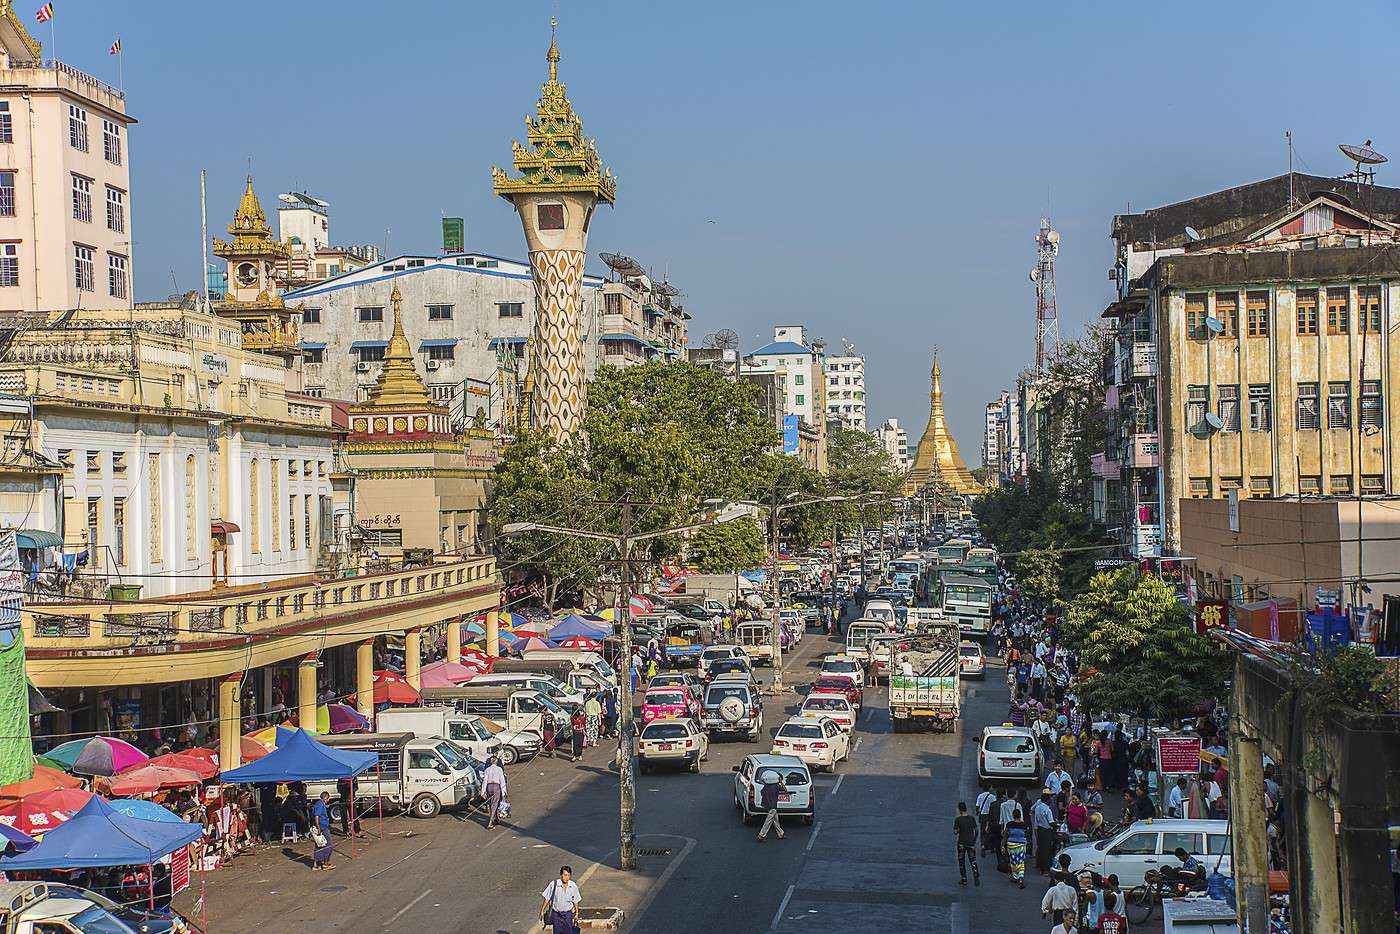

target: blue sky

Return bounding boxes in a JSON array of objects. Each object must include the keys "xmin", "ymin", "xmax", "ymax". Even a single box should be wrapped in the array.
[{"xmin": 45, "ymin": 0, "xmax": 1400, "ymax": 458}]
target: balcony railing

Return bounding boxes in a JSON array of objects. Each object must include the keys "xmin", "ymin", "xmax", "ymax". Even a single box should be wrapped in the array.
[
  {"xmin": 23, "ymin": 554, "xmax": 496, "ymax": 651},
  {"xmin": 3, "ymin": 59, "xmax": 126, "ymax": 102}
]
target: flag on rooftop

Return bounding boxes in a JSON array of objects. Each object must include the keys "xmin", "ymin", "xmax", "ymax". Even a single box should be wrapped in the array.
[
  {"xmin": 35, "ymin": 3, "xmax": 53, "ymax": 23},
  {"xmin": 109, "ymin": 39, "xmax": 121, "ymax": 55}
]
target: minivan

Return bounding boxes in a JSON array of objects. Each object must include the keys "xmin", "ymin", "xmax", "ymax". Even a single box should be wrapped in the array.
[{"xmin": 1057, "ymin": 819, "xmax": 1232, "ymax": 887}]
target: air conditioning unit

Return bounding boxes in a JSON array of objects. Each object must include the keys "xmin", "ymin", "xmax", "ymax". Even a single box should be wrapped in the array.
[
  {"xmin": 426, "ymin": 360, "xmax": 440, "ymax": 371},
  {"xmin": 356, "ymin": 362, "xmax": 371, "ymax": 373}
]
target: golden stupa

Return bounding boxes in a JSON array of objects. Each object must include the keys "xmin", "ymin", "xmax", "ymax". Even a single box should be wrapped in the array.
[{"xmin": 903, "ymin": 350, "xmax": 985, "ymax": 496}]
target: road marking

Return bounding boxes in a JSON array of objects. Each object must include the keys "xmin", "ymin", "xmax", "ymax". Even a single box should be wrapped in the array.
[
  {"xmin": 852, "ymin": 737, "xmax": 863, "ymax": 753},
  {"xmin": 627, "ymin": 835, "xmax": 697, "ymax": 928},
  {"xmin": 481, "ymin": 830, "xmax": 507, "ymax": 850},
  {"xmin": 385, "ymin": 889, "xmax": 431, "ymax": 926},
  {"xmin": 769, "ymin": 883, "xmax": 796, "ymax": 932},
  {"xmin": 555, "ymin": 772, "xmax": 586, "ymax": 794},
  {"xmin": 805, "ymin": 820, "xmax": 823, "ymax": 852},
  {"xmin": 830, "ymin": 774, "xmax": 845, "ymax": 796}
]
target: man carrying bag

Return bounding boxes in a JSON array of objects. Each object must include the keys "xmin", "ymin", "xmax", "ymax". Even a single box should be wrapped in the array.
[{"xmin": 540, "ymin": 865, "xmax": 582, "ymax": 934}]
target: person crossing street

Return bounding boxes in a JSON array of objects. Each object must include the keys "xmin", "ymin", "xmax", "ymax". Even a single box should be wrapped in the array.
[
  {"xmin": 755, "ymin": 773, "xmax": 787, "ymax": 842},
  {"xmin": 954, "ymin": 801, "xmax": 981, "ymax": 886}
]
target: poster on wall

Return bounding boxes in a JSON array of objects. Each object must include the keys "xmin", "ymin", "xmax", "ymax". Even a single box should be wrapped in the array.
[{"xmin": 1157, "ymin": 735, "xmax": 1203, "ymax": 774}]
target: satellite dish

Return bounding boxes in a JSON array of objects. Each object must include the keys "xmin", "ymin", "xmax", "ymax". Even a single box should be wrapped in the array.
[
  {"xmin": 655, "ymin": 281, "xmax": 680, "ymax": 297},
  {"xmin": 1046, "ymin": 230, "xmax": 1060, "ymax": 245},
  {"xmin": 1340, "ymin": 142, "xmax": 1388, "ymax": 166},
  {"xmin": 703, "ymin": 329, "xmax": 739, "ymax": 351},
  {"xmin": 1029, "ymin": 268, "xmax": 1040, "ymax": 282},
  {"xmin": 598, "ymin": 252, "xmax": 643, "ymax": 278},
  {"xmin": 1203, "ymin": 412, "xmax": 1224, "ymax": 432},
  {"xmin": 278, "ymin": 193, "xmax": 299, "ymax": 204},
  {"xmin": 1205, "ymin": 316, "xmax": 1224, "ymax": 335},
  {"xmin": 1185, "ymin": 226, "xmax": 1201, "ymax": 242}
]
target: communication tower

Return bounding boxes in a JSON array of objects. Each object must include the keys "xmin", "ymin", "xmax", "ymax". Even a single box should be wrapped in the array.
[{"xmin": 1028, "ymin": 218, "xmax": 1060, "ymax": 371}]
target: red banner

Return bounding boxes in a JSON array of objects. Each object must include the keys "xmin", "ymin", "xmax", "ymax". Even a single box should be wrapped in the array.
[
  {"xmin": 1195, "ymin": 599, "xmax": 1228, "ymax": 635},
  {"xmin": 170, "ymin": 845, "xmax": 190, "ymax": 894},
  {"xmin": 1157, "ymin": 735, "xmax": 1202, "ymax": 774}
]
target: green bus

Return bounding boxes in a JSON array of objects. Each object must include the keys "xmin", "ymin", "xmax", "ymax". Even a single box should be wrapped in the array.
[{"xmin": 940, "ymin": 572, "xmax": 995, "ymax": 638}]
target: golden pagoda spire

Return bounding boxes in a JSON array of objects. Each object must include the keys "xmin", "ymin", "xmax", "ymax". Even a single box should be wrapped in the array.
[
  {"xmin": 904, "ymin": 348, "xmax": 984, "ymax": 496},
  {"xmin": 547, "ymin": 16, "xmax": 560, "ymax": 83},
  {"xmin": 365, "ymin": 282, "xmax": 436, "ymax": 409}
]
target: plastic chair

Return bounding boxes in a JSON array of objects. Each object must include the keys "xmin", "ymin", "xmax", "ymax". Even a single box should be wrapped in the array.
[{"xmin": 281, "ymin": 823, "xmax": 299, "ymax": 843}]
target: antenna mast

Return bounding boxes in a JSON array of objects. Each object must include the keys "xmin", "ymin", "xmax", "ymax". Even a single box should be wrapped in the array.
[{"xmin": 1030, "ymin": 217, "xmax": 1060, "ymax": 371}]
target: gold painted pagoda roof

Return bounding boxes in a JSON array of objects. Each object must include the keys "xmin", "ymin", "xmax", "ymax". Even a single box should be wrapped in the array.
[
  {"xmin": 213, "ymin": 176, "xmax": 290, "ymax": 263},
  {"xmin": 904, "ymin": 351, "xmax": 985, "ymax": 496},
  {"xmin": 357, "ymin": 282, "xmax": 445, "ymax": 413},
  {"xmin": 492, "ymin": 18, "xmax": 616, "ymax": 204}
]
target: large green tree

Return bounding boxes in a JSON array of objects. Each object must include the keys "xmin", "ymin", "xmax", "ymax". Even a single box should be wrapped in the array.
[
  {"xmin": 686, "ymin": 516, "xmax": 767, "ymax": 573},
  {"xmin": 973, "ymin": 471, "xmax": 1103, "ymax": 604},
  {"xmin": 1062, "ymin": 569, "xmax": 1228, "ymax": 719}
]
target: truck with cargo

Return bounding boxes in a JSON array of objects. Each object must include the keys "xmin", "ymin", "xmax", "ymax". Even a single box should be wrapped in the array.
[
  {"xmin": 885, "ymin": 627, "xmax": 960, "ymax": 733},
  {"xmin": 662, "ymin": 620, "xmax": 710, "ymax": 667},
  {"xmin": 308, "ymin": 732, "xmax": 479, "ymax": 819},
  {"xmin": 420, "ymin": 685, "xmax": 568, "ymax": 762},
  {"xmin": 491, "ymin": 650, "xmax": 616, "ymax": 692},
  {"xmin": 735, "ymin": 621, "xmax": 774, "ymax": 665},
  {"xmin": 376, "ymin": 706, "xmax": 510, "ymax": 761}
]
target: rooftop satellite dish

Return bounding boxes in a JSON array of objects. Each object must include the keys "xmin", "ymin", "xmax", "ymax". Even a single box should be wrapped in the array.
[
  {"xmin": 1029, "ymin": 268, "xmax": 1040, "ymax": 282},
  {"xmin": 1205, "ymin": 316, "xmax": 1224, "ymax": 335},
  {"xmin": 598, "ymin": 251, "xmax": 643, "ymax": 280},
  {"xmin": 1046, "ymin": 230, "xmax": 1060, "ymax": 245},
  {"xmin": 655, "ymin": 281, "xmax": 680, "ymax": 297},
  {"xmin": 1340, "ymin": 141, "xmax": 1388, "ymax": 166},
  {"xmin": 278, "ymin": 193, "xmax": 299, "ymax": 204},
  {"xmin": 703, "ymin": 329, "xmax": 739, "ymax": 351},
  {"xmin": 1185, "ymin": 226, "xmax": 1202, "ymax": 242},
  {"xmin": 1203, "ymin": 412, "xmax": 1224, "ymax": 432}
]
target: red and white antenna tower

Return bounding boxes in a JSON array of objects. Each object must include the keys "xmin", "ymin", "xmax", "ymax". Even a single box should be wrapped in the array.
[{"xmin": 1029, "ymin": 217, "xmax": 1060, "ymax": 371}]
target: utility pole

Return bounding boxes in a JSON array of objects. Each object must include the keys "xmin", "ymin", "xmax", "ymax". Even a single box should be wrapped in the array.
[
  {"xmin": 768, "ymin": 486, "xmax": 785, "ymax": 693},
  {"xmin": 616, "ymin": 502, "xmax": 636, "ymax": 870},
  {"xmin": 829, "ymin": 507, "xmax": 840, "ymax": 630}
]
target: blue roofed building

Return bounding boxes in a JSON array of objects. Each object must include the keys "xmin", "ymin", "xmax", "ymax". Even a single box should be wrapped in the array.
[{"xmin": 742, "ymin": 326, "xmax": 828, "ymax": 474}]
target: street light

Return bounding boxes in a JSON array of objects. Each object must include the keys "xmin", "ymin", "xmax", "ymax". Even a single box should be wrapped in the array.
[{"xmin": 498, "ymin": 506, "xmax": 738, "ymax": 871}]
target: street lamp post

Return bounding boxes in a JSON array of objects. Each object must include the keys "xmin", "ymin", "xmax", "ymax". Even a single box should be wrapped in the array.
[{"xmin": 500, "ymin": 506, "xmax": 739, "ymax": 871}]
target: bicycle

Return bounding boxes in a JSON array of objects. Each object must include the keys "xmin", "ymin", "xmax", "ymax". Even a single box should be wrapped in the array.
[{"xmin": 1124, "ymin": 867, "xmax": 1206, "ymax": 924}]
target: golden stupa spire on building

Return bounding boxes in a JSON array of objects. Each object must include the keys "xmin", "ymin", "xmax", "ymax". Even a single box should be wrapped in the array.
[
  {"xmin": 365, "ymin": 282, "xmax": 437, "ymax": 409},
  {"xmin": 904, "ymin": 350, "xmax": 984, "ymax": 496}
]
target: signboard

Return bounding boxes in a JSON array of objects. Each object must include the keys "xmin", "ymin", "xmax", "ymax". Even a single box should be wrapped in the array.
[
  {"xmin": 1093, "ymin": 558, "xmax": 1135, "ymax": 572},
  {"xmin": 1195, "ymin": 598, "xmax": 1228, "ymax": 635},
  {"xmin": 442, "ymin": 217, "xmax": 465, "ymax": 254},
  {"xmin": 171, "ymin": 845, "xmax": 191, "ymax": 894},
  {"xmin": 782, "ymin": 415, "xmax": 799, "ymax": 454},
  {"xmin": 1227, "ymin": 489, "xmax": 1240, "ymax": 533},
  {"xmin": 1157, "ymin": 735, "xmax": 1202, "ymax": 774},
  {"xmin": 1315, "ymin": 588, "xmax": 1340, "ymax": 610},
  {"xmin": 200, "ymin": 352, "xmax": 228, "ymax": 377}
]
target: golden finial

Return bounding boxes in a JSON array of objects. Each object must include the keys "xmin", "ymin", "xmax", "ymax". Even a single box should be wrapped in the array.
[{"xmin": 547, "ymin": 16, "xmax": 560, "ymax": 82}]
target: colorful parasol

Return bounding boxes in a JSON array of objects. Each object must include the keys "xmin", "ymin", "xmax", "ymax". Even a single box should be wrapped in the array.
[
  {"xmin": 368, "ymin": 674, "xmax": 420, "ymax": 705},
  {"xmin": 555, "ymin": 636, "xmax": 602, "ymax": 650},
  {"xmin": 318, "ymin": 703, "xmax": 370, "ymax": 734},
  {"xmin": 518, "ymin": 636, "xmax": 552, "ymax": 652},
  {"xmin": 0, "ymin": 822, "xmax": 36, "ymax": 853},
  {"xmin": 210, "ymin": 736, "xmax": 273, "ymax": 762},
  {"xmin": 418, "ymin": 660, "xmax": 482, "ymax": 688},
  {"xmin": 0, "ymin": 787, "xmax": 94, "ymax": 836},
  {"xmin": 103, "ymin": 765, "xmax": 203, "ymax": 796},
  {"xmin": 141, "ymin": 751, "xmax": 219, "ymax": 780},
  {"xmin": 44, "ymin": 737, "xmax": 148, "ymax": 777},
  {"xmin": 0, "ymin": 764, "xmax": 83, "ymax": 801}
]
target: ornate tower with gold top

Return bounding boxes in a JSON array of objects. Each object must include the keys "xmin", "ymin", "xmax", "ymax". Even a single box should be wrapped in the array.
[
  {"xmin": 904, "ymin": 351, "xmax": 985, "ymax": 496},
  {"xmin": 213, "ymin": 177, "xmax": 301, "ymax": 361},
  {"xmin": 493, "ymin": 19, "xmax": 615, "ymax": 439}
]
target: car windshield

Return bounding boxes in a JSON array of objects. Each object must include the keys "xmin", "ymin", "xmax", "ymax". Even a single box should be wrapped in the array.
[
  {"xmin": 960, "ymin": 646, "xmax": 981, "ymax": 656},
  {"xmin": 755, "ymin": 767, "xmax": 810, "ymax": 787},
  {"xmin": 804, "ymin": 697, "xmax": 848, "ymax": 711},
  {"xmin": 534, "ymin": 693, "xmax": 564, "ymax": 714},
  {"xmin": 706, "ymin": 686, "xmax": 750, "ymax": 704},
  {"xmin": 69, "ymin": 907, "xmax": 134, "ymax": 934},
  {"xmin": 813, "ymin": 679, "xmax": 850, "ymax": 692},
  {"xmin": 702, "ymin": 649, "xmax": 731, "ymax": 660},
  {"xmin": 642, "ymin": 723, "xmax": 689, "ymax": 740},
  {"xmin": 985, "ymin": 735, "xmax": 1034, "ymax": 753},
  {"xmin": 778, "ymin": 722, "xmax": 824, "ymax": 739},
  {"xmin": 712, "ymin": 661, "xmax": 747, "ymax": 674},
  {"xmin": 824, "ymin": 661, "xmax": 857, "ymax": 673},
  {"xmin": 649, "ymin": 675, "xmax": 683, "ymax": 688},
  {"xmin": 449, "ymin": 721, "xmax": 493, "ymax": 742},
  {"xmin": 647, "ymin": 692, "xmax": 684, "ymax": 706}
]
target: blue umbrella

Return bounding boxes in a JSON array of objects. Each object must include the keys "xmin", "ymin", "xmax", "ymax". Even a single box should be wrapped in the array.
[
  {"xmin": 107, "ymin": 799, "xmax": 183, "ymax": 824},
  {"xmin": 0, "ymin": 822, "xmax": 36, "ymax": 853}
]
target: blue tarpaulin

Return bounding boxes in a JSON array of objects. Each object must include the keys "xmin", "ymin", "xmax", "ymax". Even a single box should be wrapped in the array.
[
  {"xmin": 549, "ymin": 614, "xmax": 611, "ymax": 641},
  {"xmin": 221, "ymin": 728, "xmax": 376, "ymax": 783},
  {"xmin": 0, "ymin": 795, "xmax": 200, "ymax": 869}
]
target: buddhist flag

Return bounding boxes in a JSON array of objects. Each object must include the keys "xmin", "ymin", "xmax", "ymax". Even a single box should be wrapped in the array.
[
  {"xmin": 109, "ymin": 38, "xmax": 121, "ymax": 55},
  {"xmin": 35, "ymin": 3, "xmax": 53, "ymax": 23}
]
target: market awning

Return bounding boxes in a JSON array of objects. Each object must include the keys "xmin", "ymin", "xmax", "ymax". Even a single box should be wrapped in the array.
[
  {"xmin": 600, "ymin": 333, "xmax": 647, "ymax": 344},
  {"xmin": 211, "ymin": 519, "xmax": 240, "ymax": 534},
  {"xmin": 14, "ymin": 530, "xmax": 61, "ymax": 550},
  {"xmin": 350, "ymin": 340, "xmax": 388, "ymax": 349},
  {"xmin": 488, "ymin": 337, "xmax": 528, "ymax": 347},
  {"xmin": 300, "ymin": 342, "xmax": 326, "ymax": 350},
  {"xmin": 419, "ymin": 339, "xmax": 457, "ymax": 348}
]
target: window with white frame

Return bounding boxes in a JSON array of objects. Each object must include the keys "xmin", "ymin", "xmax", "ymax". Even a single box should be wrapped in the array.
[
  {"xmin": 71, "ymin": 174, "xmax": 92, "ymax": 223},
  {"xmin": 105, "ymin": 186, "xmax": 124, "ymax": 233},
  {"xmin": 68, "ymin": 104, "xmax": 88, "ymax": 151},
  {"xmin": 427, "ymin": 304, "xmax": 453, "ymax": 320},
  {"xmin": 73, "ymin": 244, "xmax": 94, "ymax": 292},
  {"xmin": 426, "ymin": 344, "xmax": 455, "ymax": 361},
  {"xmin": 0, "ymin": 102, "xmax": 11, "ymax": 144},
  {"xmin": 0, "ymin": 244, "xmax": 17, "ymax": 288},
  {"xmin": 1296, "ymin": 383, "xmax": 1319, "ymax": 431},
  {"xmin": 1361, "ymin": 379, "xmax": 1383, "ymax": 431},
  {"xmin": 1247, "ymin": 384, "xmax": 1271, "ymax": 432},
  {"xmin": 102, "ymin": 119, "xmax": 121, "ymax": 164},
  {"xmin": 1327, "ymin": 381, "xmax": 1351, "ymax": 429},
  {"xmin": 0, "ymin": 172, "xmax": 13, "ymax": 217},
  {"xmin": 107, "ymin": 253, "xmax": 127, "ymax": 299}
]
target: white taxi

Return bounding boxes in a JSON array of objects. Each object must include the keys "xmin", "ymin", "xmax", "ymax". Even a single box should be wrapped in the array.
[
  {"xmin": 819, "ymin": 653, "xmax": 865, "ymax": 690},
  {"xmin": 771, "ymin": 715, "xmax": 849, "ymax": 771},
  {"xmin": 799, "ymin": 692, "xmax": 856, "ymax": 732},
  {"xmin": 733, "ymin": 754, "xmax": 815, "ymax": 824},
  {"xmin": 978, "ymin": 724, "xmax": 1040, "ymax": 782},
  {"xmin": 958, "ymin": 641, "xmax": 986, "ymax": 680},
  {"xmin": 638, "ymin": 718, "xmax": 709, "ymax": 773}
]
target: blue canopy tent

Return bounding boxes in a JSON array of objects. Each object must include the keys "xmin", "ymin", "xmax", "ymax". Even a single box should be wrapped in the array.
[
  {"xmin": 222, "ymin": 728, "xmax": 379, "ymax": 859},
  {"xmin": 0, "ymin": 822, "xmax": 36, "ymax": 853},
  {"xmin": 108, "ymin": 799, "xmax": 183, "ymax": 824},
  {"xmin": 549, "ymin": 614, "xmax": 610, "ymax": 641}
]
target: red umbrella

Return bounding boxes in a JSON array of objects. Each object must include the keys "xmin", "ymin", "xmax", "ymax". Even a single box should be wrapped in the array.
[
  {"xmin": 0, "ymin": 788, "xmax": 93, "ymax": 836},
  {"xmin": 0, "ymin": 764, "xmax": 83, "ymax": 801},
  {"xmin": 141, "ymin": 751, "xmax": 219, "ymax": 779},
  {"xmin": 206, "ymin": 736, "xmax": 272, "ymax": 763},
  {"xmin": 103, "ymin": 765, "xmax": 202, "ymax": 796},
  {"xmin": 374, "ymin": 669, "xmax": 407, "ymax": 683},
  {"xmin": 366, "ymin": 674, "xmax": 419, "ymax": 705},
  {"xmin": 557, "ymin": 636, "xmax": 601, "ymax": 650}
]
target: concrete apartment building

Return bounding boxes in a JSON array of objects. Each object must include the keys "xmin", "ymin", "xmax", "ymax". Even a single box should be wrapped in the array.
[
  {"xmin": 743, "ymin": 326, "xmax": 828, "ymax": 474},
  {"xmin": 874, "ymin": 417, "xmax": 909, "ymax": 471},
  {"xmin": 825, "ymin": 353, "xmax": 866, "ymax": 431},
  {"xmin": 0, "ymin": 14, "xmax": 135, "ymax": 314},
  {"xmin": 1099, "ymin": 172, "xmax": 1400, "ymax": 557}
]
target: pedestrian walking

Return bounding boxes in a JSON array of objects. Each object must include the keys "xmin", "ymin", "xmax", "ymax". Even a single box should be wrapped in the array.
[
  {"xmin": 954, "ymin": 802, "xmax": 980, "ymax": 886},
  {"xmin": 539, "ymin": 865, "xmax": 582, "ymax": 934},
  {"xmin": 1003, "ymin": 808, "xmax": 1028, "ymax": 888},
  {"xmin": 603, "ymin": 689, "xmax": 618, "ymax": 739},
  {"xmin": 1031, "ymin": 790, "xmax": 1057, "ymax": 875},
  {"xmin": 483, "ymin": 755, "xmax": 507, "ymax": 830},
  {"xmin": 1098, "ymin": 891, "xmax": 1129, "ymax": 934},
  {"xmin": 584, "ymin": 692, "xmax": 602, "ymax": 747},
  {"xmin": 755, "ymin": 773, "xmax": 787, "ymax": 842},
  {"xmin": 571, "ymin": 709, "xmax": 587, "ymax": 760},
  {"xmin": 1049, "ymin": 908, "xmax": 1078, "ymax": 934},
  {"xmin": 1041, "ymin": 877, "xmax": 1078, "ymax": 922},
  {"xmin": 975, "ymin": 783, "xmax": 997, "ymax": 855},
  {"xmin": 309, "ymin": 791, "xmax": 334, "ymax": 871}
]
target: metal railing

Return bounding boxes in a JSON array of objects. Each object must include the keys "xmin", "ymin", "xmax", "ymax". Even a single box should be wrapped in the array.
[{"xmin": 5, "ymin": 59, "xmax": 125, "ymax": 100}]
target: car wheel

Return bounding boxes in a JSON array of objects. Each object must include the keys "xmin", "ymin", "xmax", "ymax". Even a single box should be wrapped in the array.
[
  {"xmin": 410, "ymin": 794, "xmax": 441, "ymax": 819},
  {"xmin": 803, "ymin": 814, "xmax": 814, "ymax": 826},
  {"xmin": 689, "ymin": 756, "xmax": 700, "ymax": 774},
  {"xmin": 498, "ymin": 745, "xmax": 519, "ymax": 766}
]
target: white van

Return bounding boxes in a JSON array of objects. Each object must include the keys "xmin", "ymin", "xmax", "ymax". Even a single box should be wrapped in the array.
[
  {"xmin": 522, "ymin": 649, "xmax": 617, "ymax": 689},
  {"xmin": 860, "ymin": 599, "xmax": 897, "ymax": 626},
  {"xmin": 1057, "ymin": 819, "xmax": 1231, "ymax": 887}
]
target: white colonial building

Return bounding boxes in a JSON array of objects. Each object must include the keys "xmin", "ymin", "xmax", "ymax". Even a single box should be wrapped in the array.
[{"xmin": 825, "ymin": 353, "xmax": 866, "ymax": 431}]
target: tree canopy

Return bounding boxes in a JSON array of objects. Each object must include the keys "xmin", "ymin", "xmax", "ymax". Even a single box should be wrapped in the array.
[{"xmin": 686, "ymin": 516, "xmax": 767, "ymax": 573}]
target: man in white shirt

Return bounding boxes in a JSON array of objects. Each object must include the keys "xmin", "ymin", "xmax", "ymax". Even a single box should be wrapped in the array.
[
  {"xmin": 1041, "ymin": 878, "xmax": 1078, "ymax": 918},
  {"xmin": 1166, "ymin": 776, "xmax": 1189, "ymax": 818},
  {"xmin": 483, "ymin": 757, "xmax": 507, "ymax": 830},
  {"xmin": 1043, "ymin": 761, "xmax": 1073, "ymax": 795},
  {"xmin": 540, "ymin": 866, "xmax": 582, "ymax": 933}
]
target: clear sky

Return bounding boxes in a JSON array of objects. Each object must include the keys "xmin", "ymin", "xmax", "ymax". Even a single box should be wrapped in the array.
[{"xmin": 47, "ymin": 0, "xmax": 1400, "ymax": 457}]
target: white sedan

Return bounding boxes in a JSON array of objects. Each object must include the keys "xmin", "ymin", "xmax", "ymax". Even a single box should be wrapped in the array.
[
  {"xmin": 771, "ymin": 715, "xmax": 849, "ymax": 771},
  {"xmin": 799, "ymin": 692, "xmax": 857, "ymax": 732}
]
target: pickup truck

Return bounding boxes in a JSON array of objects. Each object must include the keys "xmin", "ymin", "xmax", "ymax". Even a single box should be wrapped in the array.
[
  {"xmin": 309, "ymin": 732, "xmax": 479, "ymax": 819},
  {"xmin": 886, "ymin": 628, "xmax": 960, "ymax": 733},
  {"xmin": 664, "ymin": 621, "xmax": 710, "ymax": 667},
  {"xmin": 420, "ymin": 685, "xmax": 568, "ymax": 760},
  {"xmin": 490, "ymin": 657, "xmax": 613, "ymax": 694},
  {"xmin": 376, "ymin": 706, "xmax": 522, "ymax": 763}
]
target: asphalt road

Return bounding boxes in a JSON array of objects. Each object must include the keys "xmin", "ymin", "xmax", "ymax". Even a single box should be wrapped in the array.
[{"xmin": 188, "ymin": 627, "xmax": 1068, "ymax": 934}]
